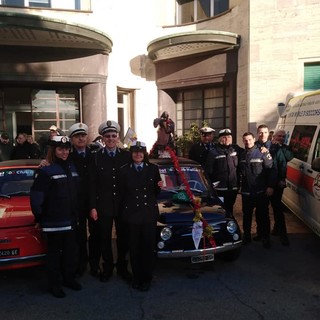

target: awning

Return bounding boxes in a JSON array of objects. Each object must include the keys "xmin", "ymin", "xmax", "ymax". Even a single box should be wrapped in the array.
[
  {"xmin": 148, "ymin": 30, "xmax": 239, "ymax": 61},
  {"xmin": 0, "ymin": 11, "xmax": 112, "ymax": 54}
]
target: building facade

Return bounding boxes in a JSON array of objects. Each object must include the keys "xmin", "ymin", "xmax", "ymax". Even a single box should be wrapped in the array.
[{"xmin": 0, "ymin": 0, "xmax": 320, "ymax": 148}]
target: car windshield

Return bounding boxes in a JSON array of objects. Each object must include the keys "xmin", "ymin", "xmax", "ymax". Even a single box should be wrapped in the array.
[
  {"xmin": 158, "ymin": 165, "xmax": 209, "ymax": 194},
  {"xmin": 0, "ymin": 168, "xmax": 36, "ymax": 197}
]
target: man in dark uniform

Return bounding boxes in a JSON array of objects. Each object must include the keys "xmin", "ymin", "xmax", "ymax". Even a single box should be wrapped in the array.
[
  {"xmin": 189, "ymin": 126, "xmax": 215, "ymax": 167},
  {"xmin": 239, "ymin": 132, "xmax": 275, "ymax": 248},
  {"xmin": 205, "ymin": 128, "xmax": 243, "ymax": 215},
  {"xmin": 89, "ymin": 120, "xmax": 131, "ymax": 282},
  {"xmin": 68, "ymin": 122, "xmax": 93, "ymax": 276}
]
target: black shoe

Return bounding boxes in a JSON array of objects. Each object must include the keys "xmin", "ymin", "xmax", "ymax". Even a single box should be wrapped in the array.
[
  {"xmin": 242, "ymin": 235, "xmax": 251, "ymax": 245},
  {"xmin": 50, "ymin": 286, "xmax": 66, "ymax": 298},
  {"xmin": 139, "ymin": 282, "xmax": 150, "ymax": 292},
  {"xmin": 117, "ymin": 268, "xmax": 132, "ymax": 282},
  {"xmin": 90, "ymin": 268, "xmax": 101, "ymax": 278},
  {"xmin": 132, "ymin": 282, "xmax": 141, "ymax": 290},
  {"xmin": 262, "ymin": 238, "xmax": 271, "ymax": 249},
  {"xmin": 63, "ymin": 280, "xmax": 82, "ymax": 291},
  {"xmin": 100, "ymin": 270, "xmax": 113, "ymax": 282},
  {"xmin": 280, "ymin": 234, "xmax": 290, "ymax": 246},
  {"xmin": 253, "ymin": 235, "xmax": 262, "ymax": 242}
]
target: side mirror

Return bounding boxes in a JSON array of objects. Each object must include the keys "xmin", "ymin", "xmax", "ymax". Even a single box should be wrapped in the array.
[{"xmin": 311, "ymin": 158, "xmax": 320, "ymax": 172}]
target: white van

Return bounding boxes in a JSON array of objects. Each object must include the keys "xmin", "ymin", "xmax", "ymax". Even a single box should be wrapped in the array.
[{"xmin": 277, "ymin": 90, "xmax": 320, "ymax": 237}]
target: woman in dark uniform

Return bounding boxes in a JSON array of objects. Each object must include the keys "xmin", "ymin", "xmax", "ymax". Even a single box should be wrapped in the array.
[
  {"xmin": 30, "ymin": 135, "xmax": 82, "ymax": 298},
  {"xmin": 119, "ymin": 141, "xmax": 163, "ymax": 291}
]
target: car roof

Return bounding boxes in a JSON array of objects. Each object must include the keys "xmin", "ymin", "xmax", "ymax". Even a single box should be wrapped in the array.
[{"xmin": 0, "ymin": 159, "xmax": 41, "ymax": 168}]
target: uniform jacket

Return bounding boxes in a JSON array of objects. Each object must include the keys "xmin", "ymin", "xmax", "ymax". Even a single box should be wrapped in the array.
[
  {"xmin": 30, "ymin": 158, "xmax": 80, "ymax": 232},
  {"xmin": 205, "ymin": 144, "xmax": 243, "ymax": 191},
  {"xmin": 119, "ymin": 162, "xmax": 161, "ymax": 225},
  {"xmin": 239, "ymin": 145, "xmax": 275, "ymax": 195},
  {"xmin": 189, "ymin": 142, "xmax": 214, "ymax": 167},
  {"xmin": 269, "ymin": 143, "xmax": 294, "ymax": 182},
  {"xmin": 70, "ymin": 146, "xmax": 94, "ymax": 214},
  {"xmin": 89, "ymin": 147, "xmax": 130, "ymax": 217}
]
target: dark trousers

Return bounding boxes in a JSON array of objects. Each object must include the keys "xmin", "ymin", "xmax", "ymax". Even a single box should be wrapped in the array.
[
  {"xmin": 270, "ymin": 186, "xmax": 287, "ymax": 235},
  {"xmin": 242, "ymin": 192, "xmax": 270, "ymax": 239},
  {"xmin": 76, "ymin": 212, "xmax": 88, "ymax": 270},
  {"xmin": 46, "ymin": 230, "xmax": 77, "ymax": 288},
  {"xmin": 129, "ymin": 223, "xmax": 156, "ymax": 284},
  {"xmin": 88, "ymin": 215, "xmax": 129, "ymax": 273},
  {"xmin": 217, "ymin": 189, "xmax": 239, "ymax": 215}
]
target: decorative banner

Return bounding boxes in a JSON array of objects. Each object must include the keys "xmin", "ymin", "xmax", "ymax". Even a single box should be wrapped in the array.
[
  {"xmin": 192, "ymin": 221, "xmax": 203, "ymax": 249},
  {"xmin": 123, "ymin": 127, "xmax": 137, "ymax": 148}
]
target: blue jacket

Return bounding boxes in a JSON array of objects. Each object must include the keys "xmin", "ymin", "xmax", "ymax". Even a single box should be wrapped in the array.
[
  {"xmin": 205, "ymin": 144, "xmax": 243, "ymax": 191},
  {"xmin": 30, "ymin": 159, "xmax": 80, "ymax": 232},
  {"xmin": 239, "ymin": 145, "xmax": 275, "ymax": 195}
]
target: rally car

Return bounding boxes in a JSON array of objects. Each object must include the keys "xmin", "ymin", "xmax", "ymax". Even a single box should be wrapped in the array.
[
  {"xmin": 153, "ymin": 157, "xmax": 242, "ymax": 263},
  {"xmin": 0, "ymin": 160, "xmax": 46, "ymax": 271}
]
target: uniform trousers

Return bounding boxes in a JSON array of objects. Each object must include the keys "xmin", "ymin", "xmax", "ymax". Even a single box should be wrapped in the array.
[
  {"xmin": 88, "ymin": 215, "xmax": 129, "ymax": 273},
  {"xmin": 75, "ymin": 212, "xmax": 89, "ymax": 272},
  {"xmin": 242, "ymin": 192, "xmax": 270, "ymax": 239},
  {"xmin": 128, "ymin": 222, "xmax": 157, "ymax": 285},
  {"xmin": 269, "ymin": 186, "xmax": 287, "ymax": 235},
  {"xmin": 46, "ymin": 230, "xmax": 77, "ymax": 288}
]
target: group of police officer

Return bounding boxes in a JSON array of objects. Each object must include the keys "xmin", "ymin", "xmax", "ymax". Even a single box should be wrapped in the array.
[{"xmin": 189, "ymin": 124, "xmax": 293, "ymax": 249}]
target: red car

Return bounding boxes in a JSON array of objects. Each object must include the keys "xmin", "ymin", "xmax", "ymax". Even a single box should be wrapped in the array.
[{"xmin": 0, "ymin": 159, "xmax": 46, "ymax": 270}]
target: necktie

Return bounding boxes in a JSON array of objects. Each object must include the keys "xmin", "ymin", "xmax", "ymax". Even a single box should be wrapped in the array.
[
  {"xmin": 110, "ymin": 151, "xmax": 114, "ymax": 157},
  {"xmin": 137, "ymin": 165, "xmax": 142, "ymax": 172},
  {"xmin": 80, "ymin": 152, "xmax": 85, "ymax": 158}
]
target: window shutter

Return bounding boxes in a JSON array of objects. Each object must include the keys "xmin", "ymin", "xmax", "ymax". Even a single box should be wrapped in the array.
[{"xmin": 304, "ymin": 63, "xmax": 320, "ymax": 91}]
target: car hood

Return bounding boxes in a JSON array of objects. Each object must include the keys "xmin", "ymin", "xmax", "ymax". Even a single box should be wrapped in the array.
[
  {"xmin": 0, "ymin": 197, "xmax": 34, "ymax": 228},
  {"xmin": 158, "ymin": 198, "xmax": 226, "ymax": 224}
]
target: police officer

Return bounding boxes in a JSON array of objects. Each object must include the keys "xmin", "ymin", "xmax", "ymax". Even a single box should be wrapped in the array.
[
  {"xmin": 189, "ymin": 126, "xmax": 215, "ymax": 167},
  {"xmin": 269, "ymin": 129, "xmax": 294, "ymax": 245},
  {"xmin": 119, "ymin": 141, "xmax": 162, "ymax": 291},
  {"xmin": 205, "ymin": 128, "xmax": 243, "ymax": 215},
  {"xmin": 30, "ymin": 135, "xmax": 82, "ymax": 298},
  {"xmin": 239, "ymin": 132, "xmax": 275, "ymax": 248},
  {"xmin": 68, "ymin": 122, "xmax": 93, "ymax": 276},
  {"xmin": 89, "ymin": 120, "xmax": 131, "ymax": 282}
]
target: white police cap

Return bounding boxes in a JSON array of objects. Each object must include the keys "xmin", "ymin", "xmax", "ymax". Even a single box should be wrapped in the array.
[
  {"xmin": 98, "ymin": 120, "xmax": 121, "ymax": 135},
  {"xmin": 130, "ymin": 140, "xmax": 147, "ymax": 152},
  {"xmin": 199, "ymin": 126, "xmax": 215, "ymax": 133},
  {"xmin": 68, "ymin": 122, "xmax": 88, "ymax": 138},
  {"xmin": 49, "ymin": 135, "xmax": 71, "ymax": 148}
]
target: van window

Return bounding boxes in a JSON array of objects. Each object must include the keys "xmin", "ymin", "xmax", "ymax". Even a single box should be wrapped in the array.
[
  {"xmin": 313, "ymin": 131, "xmax": 320, "ymax": 160},
  {"xmin": 289, "ymin": 125, "xmax": 317, "ymax": 162}
]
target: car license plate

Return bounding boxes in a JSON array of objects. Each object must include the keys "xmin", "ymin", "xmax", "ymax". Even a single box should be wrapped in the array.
[
  {"xmin": 0, "ymin": 248, "xmax": 20, "ymax": 257},
  {"xmin": 191, "ymin": 253, "xmax": 214, "ymax": 264}
]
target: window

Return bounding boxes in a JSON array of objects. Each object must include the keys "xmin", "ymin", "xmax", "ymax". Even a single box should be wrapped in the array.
[
  {"xmin": 176, "ymin": 86, "xmax": 230, "ymax": 136},
  {"xmin": 0, "ymin": 0, "xmax": 91, "ymax": 10},
  {"xmin": 32, "ymin": 89, "xmax": 80, "ymax": 141},
  {"xmin": 176, "ymin": 0, "xmax": 229, "ymax": 24},
  {"xmin": 304, "ymin": 62, "xmax": 320, "ymax": 91},
  {"xmin": 289, "ymin": 125, "xmax": 317, "ymax": 162}
]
